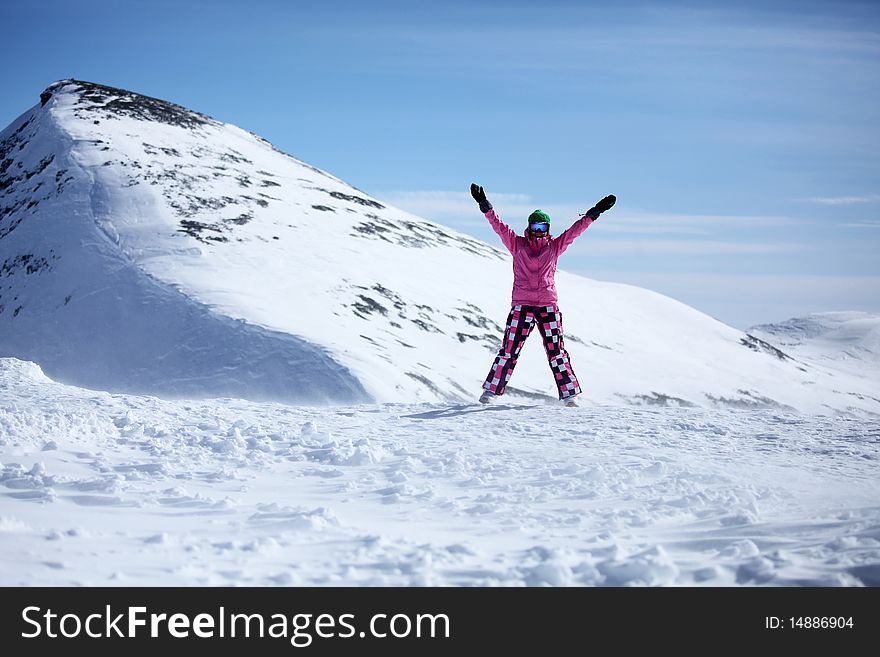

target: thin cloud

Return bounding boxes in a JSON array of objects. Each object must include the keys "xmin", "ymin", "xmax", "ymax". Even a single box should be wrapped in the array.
[
  {"xmin": 379, "ymin": 190, "xmax": 531, "ymax": 218},
  {"xmin": 800, "ymin": 195, "xmax": 880, "ymax": 205},
  {"xmin": 378, "ymin": 190, "xmax": 808, "ymax": 235},
  {"xmin": 586, "ymin": 271, "xmax": 880, "ymax": 292},
  {"xmin": 579, "ymin": 271, "xmax": 880, "ymax": 329},
  {"xmin": 841, "ymin": 221, "xmax": 880, "ymax": 229},
  {"xmin": 613, "ymin": 210, "xmax": 805, "ymax": 229},
  {"xmin": 311, "ymin": 9, "xmax": 880, "ymax": 79},
  {"xmin": 378, "ymin": 190, "xmax": 582, "ymax": 228},
  {"xmin": 569, "ymin": 239, "xmax": 807, "ymax": 256}
]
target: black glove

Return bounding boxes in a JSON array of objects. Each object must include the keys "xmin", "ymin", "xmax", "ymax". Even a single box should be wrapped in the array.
[
  {"xmin": 470, "ymin": 183, "xmax": 493, "ymax": 213},
  {"xmin": 585, "ymin": 194, "xmax": 616, "ymax": 220}
]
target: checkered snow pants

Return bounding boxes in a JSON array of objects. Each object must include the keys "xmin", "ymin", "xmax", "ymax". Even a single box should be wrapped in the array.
[{"xmin": 482, "ymin": 305, "xmax": 581, "ymax": 400}]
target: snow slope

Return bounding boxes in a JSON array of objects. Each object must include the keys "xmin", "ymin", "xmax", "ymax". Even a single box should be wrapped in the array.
[
  {"xmin": 1, "ymin": 358, "xmax": 878, "ymax": 586},
  {"xmin": 1, "ymin": 80, "xmax": 878, "ymax": 413}
]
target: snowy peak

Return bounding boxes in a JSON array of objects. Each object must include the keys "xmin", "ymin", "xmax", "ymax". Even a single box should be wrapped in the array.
[
  {"xmin": 28, "ymin": 80, "xmax": 497, "ymax": 255},
  {"xmin": 40, "ymin": 79, "xmax": 216, "ymax": 129},
  {"xmin": 1, "ymin": 80, "xmax": 878, "ymax": 413}
]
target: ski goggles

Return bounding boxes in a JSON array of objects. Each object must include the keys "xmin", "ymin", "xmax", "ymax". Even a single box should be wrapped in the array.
[{"xmin": 528, "ymin": 222, "xmax": 550, "ymax": 233}]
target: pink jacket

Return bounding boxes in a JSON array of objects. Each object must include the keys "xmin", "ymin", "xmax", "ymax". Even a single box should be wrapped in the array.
[{"xmin": 485, "ymin": 209, "xmax": 594, "ymax": 306}]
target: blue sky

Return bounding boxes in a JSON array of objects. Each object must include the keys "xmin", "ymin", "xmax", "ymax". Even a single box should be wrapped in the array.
[{"xmin": 3, "ymin": 0, "xmax": 879, "ymax": 328}]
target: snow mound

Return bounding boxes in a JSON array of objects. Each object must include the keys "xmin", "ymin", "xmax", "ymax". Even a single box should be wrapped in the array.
[{"xmin": 0, "ymin": 357, "xmax": 51, "ymax": 384}]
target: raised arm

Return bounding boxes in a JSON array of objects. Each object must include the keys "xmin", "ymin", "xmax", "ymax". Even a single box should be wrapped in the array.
[
  {"xmin": 471, "ymin": 183, "xmax": 517, "ymax": 253},
  {"xmin": 554, "ymin": 194, "xmax": 616, "ymax": 255}
]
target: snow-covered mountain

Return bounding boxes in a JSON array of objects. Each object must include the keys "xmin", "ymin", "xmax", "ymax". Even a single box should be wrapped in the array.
[
  {"xmin": 1, "ymin": 80, "xmax": 878, "ymax": 413},
  {"xmin": 749, "ymin": 312, "xmax": 880, "ymax": 378}
]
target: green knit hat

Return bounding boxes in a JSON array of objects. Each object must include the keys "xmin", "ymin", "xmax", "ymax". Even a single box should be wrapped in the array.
[{"xmin": 528, "ymin": 209, "xmax": 551, "ymax": 226}]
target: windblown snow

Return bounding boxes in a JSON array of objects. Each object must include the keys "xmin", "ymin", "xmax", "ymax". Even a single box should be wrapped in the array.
[{"xmin": 1, "ymin": 80, "xmax": 877, "ymax": 412}]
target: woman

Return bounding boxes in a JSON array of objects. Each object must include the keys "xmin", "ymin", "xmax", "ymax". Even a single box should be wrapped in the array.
[{"xmin": 471, "ymin": 183, "xmax": 616, "ymax": 407}]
